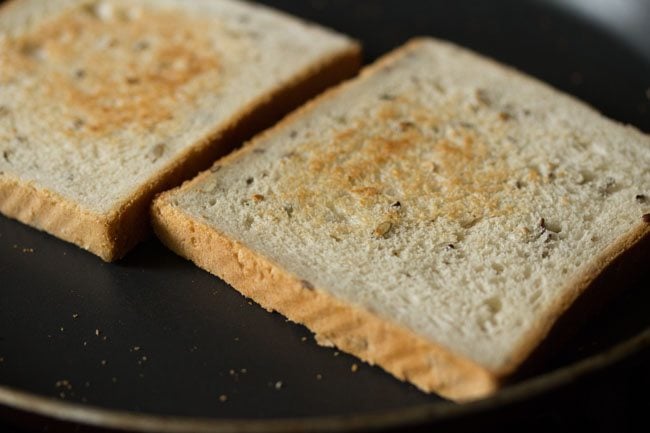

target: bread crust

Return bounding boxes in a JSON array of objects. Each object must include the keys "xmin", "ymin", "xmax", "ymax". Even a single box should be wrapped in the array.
[
  {"xmin": 0, "ymin": 175, "xmax": 115, "ymax": 259},
  {"xmin": 0, "ymin": 0, "xmax": 361, "ymax": 261},
  {"xmin": 152, "ymin": 195, "xmax": 498, "ymax": 402}
]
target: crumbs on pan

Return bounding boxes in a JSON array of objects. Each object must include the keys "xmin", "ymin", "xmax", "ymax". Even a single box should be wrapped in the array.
[
  {"xmin": 55, "ymin": 379, "xmax": 73, "ymax": 399},
  {"xmin": 11, "ymin": 244, "xmax": 34, "ymax": 253}
]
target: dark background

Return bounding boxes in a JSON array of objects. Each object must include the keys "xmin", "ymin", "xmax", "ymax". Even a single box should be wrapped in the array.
[{"xmin": 0, "ymin": 0, "xmax": 649, "ymax": 432}]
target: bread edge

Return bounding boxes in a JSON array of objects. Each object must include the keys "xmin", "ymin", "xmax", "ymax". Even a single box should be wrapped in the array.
[
  {"xmin": 0, "ymin": 175, "xmax": 116, "ymax": 260},
  {"xmin": 151, "ymin": 187, "xmax": 650, "ymax": 402},
  {"xmin": 0, "ymin": 6, "xmax": 361, "ymax": 261},
  {"xmin": 151, "ymin": 196, "xmax": 499, "ymax": 402}
]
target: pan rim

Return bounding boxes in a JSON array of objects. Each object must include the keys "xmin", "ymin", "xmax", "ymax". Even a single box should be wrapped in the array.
[{"xmin": 1, "ymin": 328, "xmax": 648, "ymax": 433}]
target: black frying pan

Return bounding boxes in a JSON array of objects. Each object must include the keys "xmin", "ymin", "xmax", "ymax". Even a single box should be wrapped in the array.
[{"xmin": 1, "ymin": 1, "xmax": 649, "ymax": 432}]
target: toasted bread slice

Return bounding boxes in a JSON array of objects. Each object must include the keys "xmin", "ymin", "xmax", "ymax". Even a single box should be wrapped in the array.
[
  {"xmin": 152, "ymin": 38, "xmax": 650, "ymax": 401},
  {"xmin": 0, "ymin": 0, "xmax": 360, "ymax": 261}
]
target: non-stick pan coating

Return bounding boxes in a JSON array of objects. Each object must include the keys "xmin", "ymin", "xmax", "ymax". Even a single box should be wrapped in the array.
[{"xmin": 1, "ymin": 1, "xmax": 649, "ymax": 432}]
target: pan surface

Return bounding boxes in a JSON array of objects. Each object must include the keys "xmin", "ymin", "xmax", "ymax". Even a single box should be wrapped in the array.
[{"xmin": 0, "ymin": 0, "xmax": 649, "ymax": 432}]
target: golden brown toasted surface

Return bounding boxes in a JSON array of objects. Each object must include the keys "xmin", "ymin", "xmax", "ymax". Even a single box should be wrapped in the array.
[
  {"xmin": 0, "ymin": 4, "xmax": 221, "ymax": 135},
  {"xmin": 279, "ymin": 92, "xmax": 521, "ymax": 234}
]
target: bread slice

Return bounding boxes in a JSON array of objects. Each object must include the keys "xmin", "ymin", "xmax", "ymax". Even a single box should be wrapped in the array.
[
  {"xmin": 152, "ymin": 38, "xmax": 650, "ymax": 401},
  {"xmin": 0, "ymin": 0, "xmax": 360, "ymax": 261}
]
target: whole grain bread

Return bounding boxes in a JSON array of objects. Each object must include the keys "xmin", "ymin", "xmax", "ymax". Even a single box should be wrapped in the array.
[
  {"xmin": 0, "ymin": 0, "xmax": 360, "ymax": 261},
  {"xmin": 152, "ymin": 38, "xmax": 650, "ymax": 401}
]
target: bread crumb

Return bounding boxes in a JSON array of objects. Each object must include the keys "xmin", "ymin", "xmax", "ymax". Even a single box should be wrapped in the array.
[
  {"xmin": 111, "ymin": 377, "xmax": 117, "ymax": 383},
  {"xmin": 22, "ymin": 247, "xmax": 34, "ymax": 253},
  {"xmin": 100, "ymin": 360, "xmax": 107, "ymax": 366},
  {"xmin": 132, "ymin": 346, "xmax": 141, "ymax": 352},
  {"xmin": 95, "ymin": 329, "xmax": 101, "ymax": 336},
  {"xmin": 55, "ymin": 380, "xmax": 71, "ymax": 390},
  {"xmin": 219, "ymin": 394, "xmax": 228, "ymax": 402},
  {"xmin": 72, "ymin": 313, "xmax": 79, "ymax": 319},
  {"xmin": 0, "ymin": 357, "xmax": 4, "ymax": 363},
  {"xmin": 300, "ymin": 336, "xmax": 307, "ymax": 342},
  {"xmin": 333, "ymin": 351, "xmax": 339, "ymax": 357},
  {"xmin": 351, "ymin": 363, "xmax": 359, "ymax": 373},
  {"xmin": 315, "ymin": 373, "xmax": 322, "ymax": 380},
  {"xmin": 240, "ymin": 368, "xmax": 247, "ymax": 374},
  {"xmin": 274, "ymin": 381, "xmax": 283, "ymax": 390}
]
